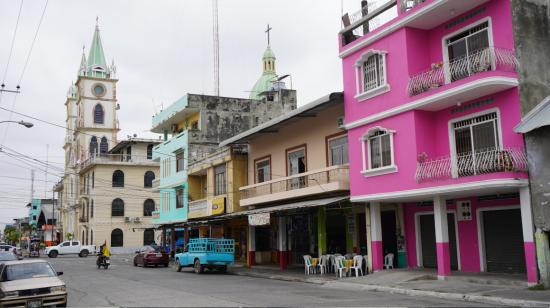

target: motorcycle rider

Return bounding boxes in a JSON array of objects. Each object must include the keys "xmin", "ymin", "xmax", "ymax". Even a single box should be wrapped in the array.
[{"xmin": 97, "ymin": 241, "xmax": 111, "ymax": 267}]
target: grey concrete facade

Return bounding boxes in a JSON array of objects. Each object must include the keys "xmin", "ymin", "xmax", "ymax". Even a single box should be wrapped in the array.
[
  {"xmin": 511, "ymin": 0, "xmax": 550, "ymax": 286},
  {"xmin": 187, "ymin": 89, "xmax": 297, "ymax": 162}
]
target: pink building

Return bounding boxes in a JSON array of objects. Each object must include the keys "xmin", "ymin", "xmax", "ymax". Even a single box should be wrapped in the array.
[{"xmin": 340, "ymin": 0, "xmax": 536, "ymax": 284}]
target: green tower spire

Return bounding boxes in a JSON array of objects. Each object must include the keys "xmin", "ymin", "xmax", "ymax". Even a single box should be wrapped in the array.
[{"xmin": 86, "ymin": 19, "xmax": 108, "ymax": 78}]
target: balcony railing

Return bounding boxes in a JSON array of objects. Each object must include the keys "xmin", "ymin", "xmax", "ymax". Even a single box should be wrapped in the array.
[
  {"xmin": 341, "ymin": 0, "xmax": 398, "ymax": 47},
  {"xmin": 189, "ymin": 199, "xmax": 207, "ymax": 213},
  {"xmin": 79, "ymin": 153, "xmax": 154, "ymax": 170},
  {"xmin": 240, "ymin": 165, "xmax": 349, "ymax": 200},
  {"xmin": 407, "ymin": 48, "xmax": 518, "ymax": 96},
  {"xmin": 399, "ymin": 0, "xmax": 426, "ymax": 13},
  {"xmin": 415, "ymin": 148, "xmax": 528, "ymax": 182}
]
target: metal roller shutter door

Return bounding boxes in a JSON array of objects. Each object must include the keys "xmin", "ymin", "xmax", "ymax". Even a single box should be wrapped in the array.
[
  {"xmin": 419, "ymin": 213, "xmax": 458, "ymax": 270},
  {"xmin": 482, "ymin": 209, "xmax": 525, "ymax": 274}
]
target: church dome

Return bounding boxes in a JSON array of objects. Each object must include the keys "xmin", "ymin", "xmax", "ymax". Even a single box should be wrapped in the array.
[{"xmin": 250, "ymin": 45, "xmax": 278, "ymax": 100}]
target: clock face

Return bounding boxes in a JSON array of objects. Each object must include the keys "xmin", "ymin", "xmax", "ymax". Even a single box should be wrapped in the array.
[{"xmin": 92, "ymin": 84, "xmax": 106, "ymax": 97}]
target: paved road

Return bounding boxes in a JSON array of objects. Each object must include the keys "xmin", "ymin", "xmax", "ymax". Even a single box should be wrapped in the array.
[{"xmin": 46, "ymin": 255, "xmax": 494, "ymax": 307}]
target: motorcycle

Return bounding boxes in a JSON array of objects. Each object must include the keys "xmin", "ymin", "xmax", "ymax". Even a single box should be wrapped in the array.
[{"xmin": 96, "ymin": 254, "xmax": 110, "ymax": 269}]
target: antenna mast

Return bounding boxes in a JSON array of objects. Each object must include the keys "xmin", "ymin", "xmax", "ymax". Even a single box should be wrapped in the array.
[{"xmin": 213, "ymin": 0, "xmax": 220, "ymax": 97}]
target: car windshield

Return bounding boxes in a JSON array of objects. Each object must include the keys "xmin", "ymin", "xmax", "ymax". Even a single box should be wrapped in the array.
[
  {"xmin": 148, "ymin": 245, "xmax": 162, "ymax": 252},
  {"xmin": 2, "ymin": 263, "xmax": 56, "ymax": 281},
  {"xmin": 0, "ymin": 253, "xmax": 17, "ymax": 261}
]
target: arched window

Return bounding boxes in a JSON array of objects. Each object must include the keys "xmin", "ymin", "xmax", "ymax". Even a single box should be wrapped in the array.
[
  {"xmin": 143, "ymin": 199, "xmax": 155, "ymax": 216},
  {"xmin": 82, "ymin": 230, "xmax": 85, "ymax": 243},
  {"xmin": 112, "ymin": 170, "xmax": 124, "ymax": 187},
  {"xmin": 94, "ymin": 104, "xmax": 104, "ymax": 124},
  {"xmin": 89, "ymin": 136, "xmax": 98, "ymax": 157},
  {"xmin": 90, "ymin": 229, "xmax": 93, "ymax": 245},
  {"xmin": 111, "ymin": 198, "xmax": 124, "ymax": 216},
  {"xmin": 91, "ymin": 200, "xmax": 94, "ymax": 218},
  {"xmin": 147, "ymin": 144, "xmax": 153, "ymax": 160},
  {"xmin": 100, "ymin": 137, "xmax": 108, "ymax": 156},
  {"xmin": 143, "ymin": 229, "xmax": 155, "ymax": 245},
  {"xmin": 144, "ymin": 171, "xmax": 155, "ymax": 188},
  {"xmin": 111, "ymin": 229, "xmax": 123, "ymax": 247}
]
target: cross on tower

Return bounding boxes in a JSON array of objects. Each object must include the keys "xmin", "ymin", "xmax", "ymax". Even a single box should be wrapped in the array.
[{"xmin": 265, "ymin": 24, "xmax": 272, "ymax": 45}]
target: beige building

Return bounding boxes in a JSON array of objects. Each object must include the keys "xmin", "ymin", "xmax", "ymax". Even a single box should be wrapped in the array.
[{"xmin": 55, "ymin": 22, "xmax": 160, "ymax": 252}]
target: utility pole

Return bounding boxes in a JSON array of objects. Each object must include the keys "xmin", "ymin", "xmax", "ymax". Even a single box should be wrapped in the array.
[
  {"xmin": 212, "ymin": 0, "xmax": 219, "ymax": 97},
  {"xmin": 45, "ymin": 144, "xmax": 49, "ymax": 198},
  {"xmin": 52, "ymin": 190, "xmax": 55, "ymax": 244}
]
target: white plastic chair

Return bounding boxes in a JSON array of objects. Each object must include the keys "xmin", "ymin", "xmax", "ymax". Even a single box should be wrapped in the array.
[
  {"xmin": 350, "ymin": 255, "xmax": 363, "ymax": 277},
  {"xmin": 363, "ymin": 255, "xmax": 369, "ymax": 274},
  {"xmin": 303, "ymin": 255, "xmax": 315, "ymax": 275},
  {"xmin": 317, "ymin": 255, "xmax": 328, "ymax": 274},
  {"xmin": 383, "ymin": 253, "xmax": 394, "ymax": 269},
  {"xmin": 335, "ymin": 256, "xmax": 347, "ymax": 278}
]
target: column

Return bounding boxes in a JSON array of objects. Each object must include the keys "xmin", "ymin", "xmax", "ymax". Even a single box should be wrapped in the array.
[
  {"xmin": 317, "ymin": 207, "xmax": 327, "ymax": 256},
  {"xmin": 370, "ymin": 202, "xmax": 383, "ymax": 271},
  {"xmin": 161, "ymin": 225, "xmax": 167, "ymax": 252},
  {"xmin": 248, "ymin": 225, "xmax": 256, "ymax": 267},
  {"xmin": 520, "ymin": 187, "xmax": 538, "ymax": 286},
  {"xmin": 170, "ymin": 224, "xmax": 176, "ymax": 259},
  {"xmin": 433, "ymin": 195, "xmax": 450, "ymax": 280},
  {"xmin": 184, "ymin": 227, "xmax": 189, "ymax": 247},
  {"xmin": 278, "ymin": 216, "xmax": 288, "ymax": 270}
]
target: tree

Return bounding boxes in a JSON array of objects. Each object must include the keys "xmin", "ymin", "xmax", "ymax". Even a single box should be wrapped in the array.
[{"xmin": 3, "ymin": 226, "xmax": 21, "ymax": 245}]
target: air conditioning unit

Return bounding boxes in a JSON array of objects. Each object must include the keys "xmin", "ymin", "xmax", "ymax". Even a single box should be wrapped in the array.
[
  {"xmin": 170, "ymin": 124, "xmax": 178, "ymax": 133},
  {"xmin": 133, "ymin": 217, "xmax": 142, "ymax": 223},
  {"xmin": 336, "ymin": 116, "xmax": 345, "ymax": 129},
  {"xmin": 124, "ymin": 217, "xmax": 131, "ymax": 223}
]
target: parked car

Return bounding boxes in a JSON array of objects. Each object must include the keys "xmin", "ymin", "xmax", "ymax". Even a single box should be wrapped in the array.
[
  {"xmin": 0, "ymin": 259, "xmax": 67, "ymax": 307},
  {"xmin": 0, "ymin": 252, "xmax": 18, "ymax": 265},
  {"xmin": 133, "ymin": 245, "xmax": 169, "ymax": 268},
  {"xmin": 0, "ymin": 244, "xmax": 16, "ymax": 253},
  {"xmin": 174, "ymin": 238, "xmax": 234, "ymax": 274},
  {"xmin": 45, "ymin": 240, "xmax": 96, "ymax": 258}
]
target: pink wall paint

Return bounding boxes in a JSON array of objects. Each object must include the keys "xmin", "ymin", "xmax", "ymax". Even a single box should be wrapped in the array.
[
  {"xmin": 348, "ymin": 89, "xmax": 526, "ymax": 198},
  {"xmin": 404, "ymin": 197, "xmax": 520, "ymax": 273},
  {"xmin": 524, "ymin": 242, "xmax": 538, "ymax": 284},
  {"xmin": 342, "ymin": 0, "xmax": 517, "ymax": 125},
  {"xmin": 372, "ymin": 240, "xmax": 384, "ymax": 271},
  {"xmin": 436, "ymin": 242, "xmax": 451, "ymax": 276}
]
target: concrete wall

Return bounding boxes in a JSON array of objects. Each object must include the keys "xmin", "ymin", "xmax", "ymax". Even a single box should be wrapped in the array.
[{"xmin": 511, "ymin": 0, "xmax": 550, "ymax": 231}]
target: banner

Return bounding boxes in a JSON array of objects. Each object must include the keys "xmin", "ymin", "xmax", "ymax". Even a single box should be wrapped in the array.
[{"xmin": 248, "ymin": 213, "xmax": 270, "ymax": 226}]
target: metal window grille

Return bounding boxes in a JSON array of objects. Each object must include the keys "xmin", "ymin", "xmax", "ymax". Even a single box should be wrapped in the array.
[
  {"xmin": 111, "ymin": 199, "xmax": 124, "ymax": 217},
  {"xmin": 368, "ymin": 131, "xmax": 392, "ymax": 169},
  {"xmin": 94, "ymin": 104, "xmax": 104, "ymax": 124},
  {"xmin": 215, "ymin": 164, "xmax": 226, "ymax": 195},
  {"xmin": 329, "ymin": 136, "xmax": 349, "ymax": 166},
  {"xmin": 362, "ymin": 54, "xmax": 384, "ymax": 92}
]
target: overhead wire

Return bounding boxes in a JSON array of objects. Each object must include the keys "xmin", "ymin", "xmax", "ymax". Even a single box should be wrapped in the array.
[{"xmin": 1, "ymin": 0, "xmax": 24, "ymax": 85}]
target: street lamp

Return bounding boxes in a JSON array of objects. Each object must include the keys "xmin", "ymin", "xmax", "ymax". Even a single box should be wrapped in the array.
[{"xmin": 0, "ymin": 120, "xmax": 34, "ymax": 128}]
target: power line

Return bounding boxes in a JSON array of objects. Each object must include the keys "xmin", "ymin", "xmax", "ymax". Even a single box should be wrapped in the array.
[
  {"xmin": 1, "ymin": 0, "xmax": 24, "ymax": 84},
  {"xmin": 17, "ymin": 0, "xmax": 49, "ymax": 86}
]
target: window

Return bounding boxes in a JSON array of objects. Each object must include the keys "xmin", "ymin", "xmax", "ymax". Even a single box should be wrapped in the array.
[
  {"xmin": 90, "ymin": 230, "xmax": 93, "ymax": 245},
  {"xmin": 445, "ymin": 21, "xmax": 490, "ymax": 82},
  {"xmin": 176, "ymin": 188, "xmax": 184, "ymax": 209},
  {"xmin": 191, "ymin": 121, "xmax": 199, "ymax": 130},
  {"xmin": 147, "ymin": 144, "xmax": 153, "ymax": 160},
  {"xmin": 328, "ymin": 135, "xmax": 349, "ymax": 166},
  {"xmin": 144, "ymin": 171, "xmax": 155, "ymax": 188},
  {"xmin": 176, "ymin": 151, "xmax": 185, "ymax": 172},
  {"xmin": 100, "ymin": 137, "xmax": 108, "ymax": 155},
  {"xmin": 94, "ymin": 104, "xmax": 104, "ymax": 124},
  {"xmin": 354, "ymin": 50, "xmax": 389, "ymax": 101},
  {"xmin": 126, "ymin": 146, "xmax": 132, "ymax": 162},
  {"xmin": 143, "ymin": 229, "xmax": 155, "ymax": 245},
  {"xmin": 162, "ymin": 191, "xmax": 170, "ymax": 212},
  {"xmin": 111, "ymin": 229, "xmax": 123, "ymax": 247},
  {"xmin": 112, "ymin": 170, "xmax": 124, "ymax": 187},
  {"xmin": 143, "ymin": 199, "xmax": 155, "ymax": 216},
  {"xmin": 89, "ymin": 136, "xmax": 98, "ymax": 157},
  {"xmin": 111, "ymin": 198, "xmax": 124, "ymax": 217},
  {"xmin": 214, "ymin": 164, "xmax": 226, "ymax": 195},
  {"xmin": 162, "ymin": 158, "xmax": 172, "ymax": 178},
  {"xmin": 92, "ymin": 171, "xmax": 94, "ymax": 188},
  {"xmin": 255, "ymin": 157, "xmax": 271, "ymax": 183},
  {"xmin": 61, "ymin": 241, "xmax": 70, "ymax": 247},
  {"xmin": 90, "ymin": 200, "xmax": 94, "ymax": 218},
  {"xmin": 287, "ymin": 146, "xmax": 307, "ymax": 189},
  {"xmin": 361, "ymin": 127, "xmax": 397, "ymax": 176},
  {"xmin": 452, "ymin": 111, "xmax": 500, "ymax": 176}
]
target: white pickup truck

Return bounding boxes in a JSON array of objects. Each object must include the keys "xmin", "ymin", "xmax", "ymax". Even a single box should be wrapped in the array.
[{"xmin": 45, "ymin": 240, "xmax": 96, "ymax": 258}]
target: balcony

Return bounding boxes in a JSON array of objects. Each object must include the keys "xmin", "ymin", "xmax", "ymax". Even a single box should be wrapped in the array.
[
  {"xmin": 79, "ymin": 153, "xmax": 156, "ymax": 171},
  {"xmin": 151, "ymin": 211, "xmax": 160, "ymax": 220},
  {"xmin": 240, "ymin": 165, "xmax": 349, "ymax": 207},
  {"xmin": 415, "ymin": 148, "xmax": 528, "ymax": 182},
  {"xmin": 408, "ymin": 48, "xmax": 518, "ymax": 97},
  {"xmin": 341, "ymin": 0, "xmax": 398, "ymax": 47}
]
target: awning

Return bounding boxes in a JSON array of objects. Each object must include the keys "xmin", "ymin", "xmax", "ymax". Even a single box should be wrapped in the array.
[
  {"xmin": 515, "ymin": 96, "xmax": 550, "ymax": 133},
  {"xmin": 181, "ymin": 196, "xmax": 350, "ymax": 226}
]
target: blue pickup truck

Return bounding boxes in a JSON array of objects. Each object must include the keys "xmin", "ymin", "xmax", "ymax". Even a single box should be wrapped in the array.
[{"xmin": 174, "ymin": 238, "xmax": 234, "ymax": 274}]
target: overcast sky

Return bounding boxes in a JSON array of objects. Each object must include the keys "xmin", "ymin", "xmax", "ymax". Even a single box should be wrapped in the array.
[{"xmin": 0, "ymin": 0, "xmax": 364, "ymax": 227}]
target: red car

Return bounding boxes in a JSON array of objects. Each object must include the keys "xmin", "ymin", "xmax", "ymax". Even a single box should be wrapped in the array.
[{"xmin": 133, "ymin": 245, "xmax": 169, "ymax": 268}]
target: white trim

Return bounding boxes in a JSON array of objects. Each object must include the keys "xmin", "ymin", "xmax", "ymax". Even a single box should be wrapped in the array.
[
  {"xmin": 362, "ymin": 165, "xmax": 398, "ymax": 177},
  {"xmin": 476, "ymin": 205, "xmax": 521, "ymax": 272},
  {"xmin": 447, "ymin": 107, "xmax": 503, "ymax": 177},
  {"xmin": 350, "ymin": 178, "xmax": 529, "ymax": 203},
  {"xmin": 339, "ymin": 0, "xmax": 452, "ymax": 58},
  {"xmin": 520, "ymin": 187, "xmax": 534, "ymax": 242},
  {"xmin": 343, "ymin": 77, "xmax": 518, "ymax": 130},
  {"xmin": 415, "ymin": 210, "xmax": 461, "ymax": 270},
  {"xmin": 355, "ymin": 84, "xmax": 391, "ymax": 101}
]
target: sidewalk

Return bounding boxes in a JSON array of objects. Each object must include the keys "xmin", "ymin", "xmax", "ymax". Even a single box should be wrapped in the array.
[{"xmin": 232, "ymin": 266, "xmax": 550, "ymax": 307}]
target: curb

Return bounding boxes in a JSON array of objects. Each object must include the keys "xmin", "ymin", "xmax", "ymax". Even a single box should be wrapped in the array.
[
  {"xmin": 232, "ymin": 270, "xmax": 329, "ymax": 285},
  {"xmin": 324, "ymin": 281, "xmax": 550, "ymax": 308}
]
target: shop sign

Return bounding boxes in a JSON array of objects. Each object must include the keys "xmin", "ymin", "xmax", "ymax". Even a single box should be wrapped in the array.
[
  {"xmin": 249, "ymin": 213, "xmax": 270, "ymax": 226},
  {"xmin": 211, "ymin": 197, "xmax": 225, "ymax": 215}
]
